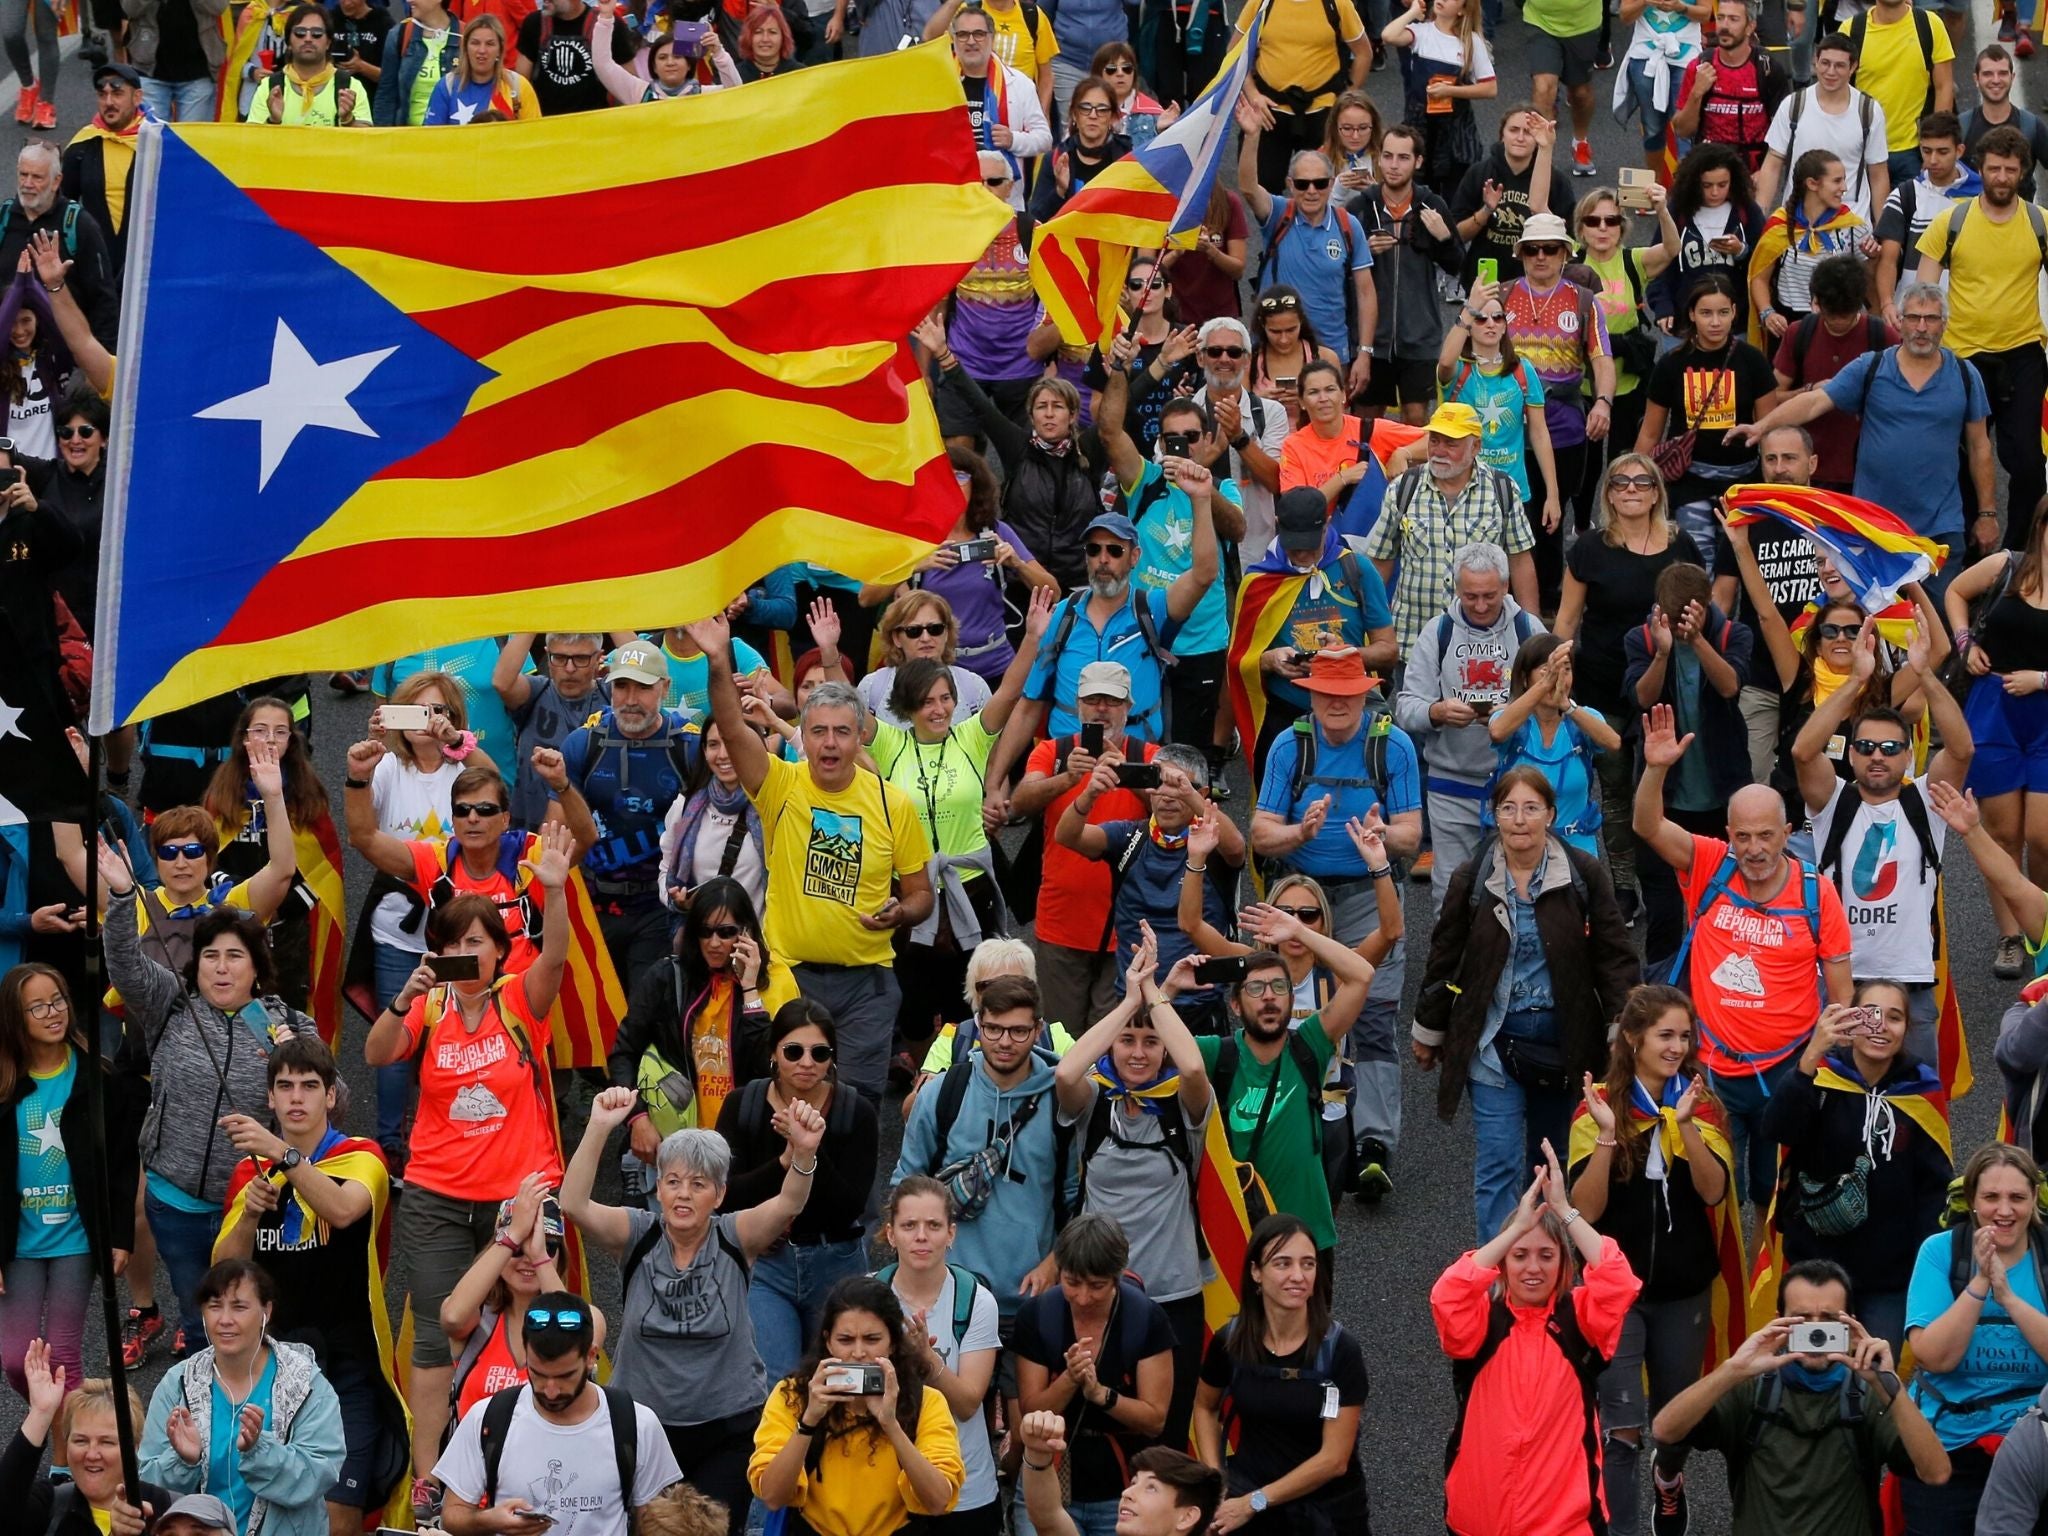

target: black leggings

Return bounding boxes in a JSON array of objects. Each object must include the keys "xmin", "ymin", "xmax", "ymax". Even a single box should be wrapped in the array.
[{"xmin": 665, "ymin": 1410, "xmax": 759, "ymax": 1536}]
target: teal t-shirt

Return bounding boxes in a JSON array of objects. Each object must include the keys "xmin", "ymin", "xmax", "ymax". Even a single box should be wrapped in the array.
[
  {"xmin": 1127, "ymin": 460, "xmax": 1243, "ymax": 658},
  {"xmin": 370, "ymin": 638, "xmax": 521, "ymax": 787},
  {"xmin": 1908, "ymin": 1228, "xmax": 2048, "ymax": 1448},
  {"xmin": 16, "ymin": 1053, "xmax": 86, "ymax": 1258},
  {"xmin": 209, "ymin": 1351, "xmax": 280, "ymax": 1536},
  {"xmin": 1447, "ymin": 359, "xmax": 1545, "ymax": 500},
  {"xmin": 662, "ymin": 637, "xmax": 768, "ymax": 722}
]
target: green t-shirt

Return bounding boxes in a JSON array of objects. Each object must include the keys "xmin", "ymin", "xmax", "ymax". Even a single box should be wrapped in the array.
[
  {"xmin": 1199, "ymin": 1024, "xmax": 1338, "ymax": 1251},
  {"xmin": 1584, "ymin": 247, "xmax": 1651, "ymax": 395},
  {"xmin": 1525, "ymin": 0, "xmax": 1600, "ymax": 41},
  {"xmin": 408, "ymin": 30, "xmax": 455, "ymax": 126},
  {"xmin": 1690, "ymin": 1375, "xmax": 1911, "ymax": 1536},
  {"xmin": 871, "ymin": 715, "xmax": 999, "ymax": 863}
]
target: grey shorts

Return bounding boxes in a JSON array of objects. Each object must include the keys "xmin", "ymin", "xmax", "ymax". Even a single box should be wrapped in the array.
[
  {"xmin": 1529, "ymin": 25, "xmax": 1601, "ymax": 86},
  {"xmin": 397, "ymin": 1184, "xmax": 502, "ymax": 1367}
]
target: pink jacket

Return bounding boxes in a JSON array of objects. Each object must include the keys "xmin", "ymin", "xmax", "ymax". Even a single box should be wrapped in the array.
[{"xmin": 1432, "ymin": 1236, "xmax": 1642, "ymax": 1536}]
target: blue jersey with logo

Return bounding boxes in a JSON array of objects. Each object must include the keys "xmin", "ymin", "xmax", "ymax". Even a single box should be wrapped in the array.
[
  {"xmin": 555, "ymin": 708, "xmax": 700, "ymax": 900},
  {"xmin": 16, "ymin": 1053, "xmax": 86, "ymax": 1258}
]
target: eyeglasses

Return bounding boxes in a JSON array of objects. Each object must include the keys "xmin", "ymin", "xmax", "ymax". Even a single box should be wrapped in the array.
[
  {"xmin": 1851, "ymin": 738, "xmax": 1910, "ymax": 758},
  {"xmin": 1202, "ymin": 345, "xmax": 1246, "ymax": 359},
  {"xmin": 1608, "ymin": 473, "xmax": 1659, "ymax": 491},
  {"xmin": 523, "ymin": 1305, "xmax": 589, "ymax": 1334},
  {"xmin": 1075, "ymin": 102, "xmax": 1115, "ymax": 116},
  {"xmin": 289, "ymin": 25, "xmax": 326, "ymax": 36},
  {"xmin": 547, "ymin": 650, "xmax": 598, "ymax": 667},
  {"xmin": 25, "ymin": 997, "xmax": 69, "ymax": 1020},
  {"xmin": 55, "ymin": 424, "xmax": 97, "ymax": 439},
  {"xmin": 1900, "ymin": 312, "xmax": 1945, "ymax": 326},
  {"xmin": 1496, "ymin": 802, "xmax": 1550, "ymax": 820},
  {"xmin": 1815, "ymin": 622, "xmax": 1863, "ymax": 640},
  {"xmin": 953, "ymin": 25, "xmax": 991, "ymax": 37},
  {"xmin": 978, "ymin": 1020, "xmax": 1041, "ymax": 1041},
  {"xmin": 895, "ymin": 621, "xmax": 947, "ymax": 639},
  {"xmin": 244, "ymin": 726, "xmax": 291, "ymax": 743},
  {"xmin": 1101, "ymin": 60, "xmax": 1133, "ymax": 73},
  {"xmin": 1523, "ymin": 242, "xmax": 1568, "ymax": 256},
  {"xmin": 157, "ymin": 841, "xmax": 209, "ymax": 863},
  {"xmin": 1291, "ymin": 176, "xmax": 1332, "ymax": 191},
  {"xmin": 706, "ymin": 922, "xmax": 744, "ymax": 940},
  {"xmin": 1581, "ymin": 214, "xmax": 1624, "ymax": 228},
  {"xmin": 780, "ymin": 1042, "xmax": 836, "ymax": 1063},
  {"xmin": 452, "ymin": 801, "xmax": 505, "ymax": 819},
  {"xmin": 1085, "ymin": 541, "xmax": 1126, "ymax": 558},
  {"xmin": 1273, "ymin": 904, "xmax": 1323, "ymax": 923},
  {"xmin": 1240, "ymin": 979, "xmax": 1288, "ymax": 998}
]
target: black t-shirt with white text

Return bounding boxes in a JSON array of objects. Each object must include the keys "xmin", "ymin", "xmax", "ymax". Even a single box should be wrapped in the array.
[
  {"xmin": 516, "ymin": 5, "xmax": 638, "ymax": 115},
  {"xmin": 331, "ymin": 6, "xmax": 393, "ymax": 76}
]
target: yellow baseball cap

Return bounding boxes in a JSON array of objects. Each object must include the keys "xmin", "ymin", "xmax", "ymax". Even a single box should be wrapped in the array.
[{"xmin": 1425, "ymin": 401, "xmax": 1485, "ymax": 441}]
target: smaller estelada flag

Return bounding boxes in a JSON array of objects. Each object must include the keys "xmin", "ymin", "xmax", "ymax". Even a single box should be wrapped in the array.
[{"xmin": 0, "ymin": 648, "xmax": 91, "ymax": 826}]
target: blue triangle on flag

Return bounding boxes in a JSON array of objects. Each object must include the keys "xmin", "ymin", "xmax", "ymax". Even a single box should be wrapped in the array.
[{"xmin": 109, "ymin": 127, "xmax": 496, "ymax": 724}]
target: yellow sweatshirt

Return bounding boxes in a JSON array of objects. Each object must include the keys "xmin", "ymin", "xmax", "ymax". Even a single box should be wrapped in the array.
[{"xmin": 750, "ymin": 1382, "xmax": 964, "ymax": 1536}]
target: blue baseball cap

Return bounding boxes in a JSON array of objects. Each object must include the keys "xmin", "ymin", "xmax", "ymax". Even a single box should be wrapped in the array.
[{"xmin": 1084, "ymin": 511, "xmax": 1138, "ymax": 544}]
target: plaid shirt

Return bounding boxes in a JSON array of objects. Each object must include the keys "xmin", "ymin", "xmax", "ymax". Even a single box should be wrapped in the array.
[{"xmin": 1363, "ymin": 465, "xmax": 1533, "ymax": 654}]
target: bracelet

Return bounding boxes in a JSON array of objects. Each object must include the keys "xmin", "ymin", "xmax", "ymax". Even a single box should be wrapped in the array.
[
  {"xmin": 1365, "ymin": 864, "xmax": 1393, "ymax": 881},
  {"xmin": 1185, "ymin": 862, "xmax": 1208, "ymax": 874},
  {"xmin": 1595, "ymin": 1137, "xmax": 1618, "ymax": 1148},
  {"xmin": 791, "ymin": 1158, "xmax": 819, "ymax": 1177},
  {"xmin": 1023, "ymin": 1456, "xmax": 1055, "ymax": 1472},
  {"xmin": 344, "ymin": 777, "xmax": 371, "ymax": 790},
  {"xmin": 108, "ymin": 884, "xmax": 134, "ymax": 900},
  {"xmin": 1968, "ymin": 1282, "xmax": 1991, "ymax": 1300},
  {"xmin": 1760, "ymin": 306, "xmax": 1778, "ymax": 320},
  {"xmin": 442, "ymin": 729, "xmax": 478, "ymax": 762},
  {"xmin": 794, "ymin": 1421, "xmax": 821, "ymax": 1436},
  {"xmin": 43, "ymin": 280, "xmax": 62, "ymax": 293}
]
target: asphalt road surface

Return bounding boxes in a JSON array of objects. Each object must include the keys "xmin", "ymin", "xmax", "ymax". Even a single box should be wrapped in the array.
[{"xmin": 5, "ymin": 9, "xmax": 2043, "ymax": 1529}]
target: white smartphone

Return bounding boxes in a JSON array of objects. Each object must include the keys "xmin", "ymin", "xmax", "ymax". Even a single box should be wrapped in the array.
[{"xmin": 380, "ymin": 703, "xmax": 433, "ymax": 731}]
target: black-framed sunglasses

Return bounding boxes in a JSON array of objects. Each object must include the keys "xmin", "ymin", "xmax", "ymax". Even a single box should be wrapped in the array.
[
  {"xmin": 55, "ymin": 424, "xmax": 98, "ymax": 439},
  {"xmin": 1581, "ymin": 214, "xmax": 1624, "ymax": 228},
  {"xmin": 706, "ymin": 922, "xmax": 744, "ymax": 940},
  {"xmin": 289, "ymin": 25, "xmax": 326, "ymax": 36},
  {"xmin": 1608, "ymin": 472, "xmax": 1659, "ymax": 491},
  {"xmin": 984, "ymin": 174, "xmax": 1012, "ymax": 187},
  {"xmin": 1522, "ymin": 242, "xmax": 1568, "ymax": 256},
  {"xmin": 1291, "ymin": 176, "xmax": 1332, "ymax": 191},
  {"xmin": 1815, "ymin": 622, "xmax": 1863, "ymax": 641},
  {"xmin": 157, "ymin": 841, "xmax": 209, "ymax": 863},
  {"xmin": 1257, "ymin": 294, "xmax": 1300, "ymax": 313},
  {"xmin": 1273, "ymin": 904, "xmax": 1323, "ymax": 923},
  {"xmin": 1101, "ymin": 60, "xmax": 1134, "ymax": 73},
  {"xmin": 1085, "ymin": 540, "xmax": 1127, "ymax": 557},
  {"xmin": 524, "ymin": 1304, "xmax": 589, "ymax": 1334},
  {"xmin": 1202, "ymin": 345, "xmax": 1246, "ymax": 359},
  {"xmin": 780, "ymin": 1042, "xmax": 836, "ymax": 1063},
  {"xmin": 895, "ymin": 621, "xmax": 947, "ymax": 639},
  {"xmin": 452, "ymin": 800, "xmax": 505, "ymax": 818},
  {"xmin": 1851, "ymin": 738, "xmax": 1909, "ymax": 758}
]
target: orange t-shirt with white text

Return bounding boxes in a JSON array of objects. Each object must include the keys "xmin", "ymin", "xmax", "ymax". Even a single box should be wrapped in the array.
[
  {"xmin": 399, "ymin": 978, "xmax": 562, "ymax": 1202},
  {"xmin": 1677, "ymin": 835, "xmax": 1851, "ymax": 1072}
]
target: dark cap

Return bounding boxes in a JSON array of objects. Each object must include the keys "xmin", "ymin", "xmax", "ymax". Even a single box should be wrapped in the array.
[
  {"xmin": 1275, "ymin": 487, "xmax": 1329, "ymax": 554},
  {"xmin": 93, "ymin": 62, "xmax": 143, "ymax": 88}
]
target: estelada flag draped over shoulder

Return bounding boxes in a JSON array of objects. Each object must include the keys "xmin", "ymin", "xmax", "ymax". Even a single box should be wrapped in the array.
[
  {"xmin": 1570, "ymin": 1083, "xmax": 1747, "ymax": 1371},
  {"xmin": 90, "ymin": 44, "xmax": 1011, "ymax": 732}
]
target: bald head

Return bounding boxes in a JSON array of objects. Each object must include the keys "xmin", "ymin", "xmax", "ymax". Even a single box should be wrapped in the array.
[{"xmin": 1727, "ymin": 784, "xmax": 1792, "ymax": 888}]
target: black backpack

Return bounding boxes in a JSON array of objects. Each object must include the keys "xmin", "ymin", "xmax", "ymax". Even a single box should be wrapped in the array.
[
  {"xmin": 1211, "ymin": 1030, "xmax": 1326, "ymax": 1169},
  {"xmin": 621, "ymin": 1212, "xmax": 750, "ymax": 1294},
  {"xmin": 1042, "ymin": 587, "xmax": 1180, "ymax": 740},
  {"xmin": 1846, "ymin": 8, "xmax": 1938, "ymax": 119},
  {"xmin": 480, "ymin": 1381, "xmax": 643, "ymax": 1534},
  {"xmin": 1445, "ymin": 1292, "xmax": 1609, "ymax": 1520},
  {"xmin": 1784, "ymin": 313, "xmax": 1887, "ymax": 392}
]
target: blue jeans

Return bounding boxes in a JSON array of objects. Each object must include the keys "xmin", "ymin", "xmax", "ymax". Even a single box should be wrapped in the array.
[
  {"xmin": 1470, "ymin": 1071, "xmax": 1577, "ymax": 1242},
  {"xmin": 746, "ymin": 1236, "xmax": 871, "ymax": 1382},
  {"xmin": 1707, "ymin": 1054, "xmax": 1799, "ymax": 1207},
  {"xmin": 141, "ymin": 75, "xmax": 213, "ymax": 120},
  {"xmin": 145, "ymin": 1188, "xmax": 224, "ymax": 1346},
  {"xmin": 1888, "ymin": 147, "xmax": 1924, "ymax": 187},
  {"xmin": 372, "ymin": 941, "xmax": 421, "ymax": 1155}
]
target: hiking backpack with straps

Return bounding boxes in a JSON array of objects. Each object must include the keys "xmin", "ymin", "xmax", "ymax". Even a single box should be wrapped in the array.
[
  {"xmin": 1251, "ymin": 0, "xmax": 1353, "ymax": 110},
  {"xmin": 0, "ymin": 200, "xmax": 78, "ymax": 261},
  {"xmin": 1788, "ymin": 86, "xmax": 1877, "ymax": 204},
  {"xmin": 873, "ymin": 1259, "xmax": 994, "ymax": 1346},
  {"xmin": 1445, "ymin": 1292, "xmax": 1609, "ymax": 1492},
  {"xmin": 1786, "ymin": 313, "xmax": 1887, "ymax": 393},
  {"xmin": 1741, "ymin": 1366, "xmax": 1872, "ymax": 1451},
  {"xmin": 1210, "ymin": 1030, "xmax": 1327, "ymax": 1169},
  {"xmin": 480, "ymin": 1381, "xmax": 644, "ymax": 1535},
  {"xmin": 1936, "ymin": 194, "xmax": 2048, "ymax": 274},
  {"xmin": 1813, "ymin": 778, "xmax": 1940, "ymax": 902},
  {"xmin": 1848, "ymin": 9, "xmax": 1938, "ymax": 119},
  {"xmin": 1043, "ymin": 588, "xmax": 1180, "ymax": 739},
  {"xmin": 621, "ymin": 1208, "xmax": 750, "ymax": 1294},
  {"xmin": 1663, "ymin": 849, "xmax": 1824, "ymax": 1036},
  {"xmin": 1253, "ymin": 201, "xmax": 1366, "ymax": 347},
  {"xmin": 927, "ymin": 1053, "xmax": 1078, "ymax": 1225}
]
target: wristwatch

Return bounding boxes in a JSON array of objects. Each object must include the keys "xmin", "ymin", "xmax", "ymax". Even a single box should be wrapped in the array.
[
  {"xmin": 1249, "ymin": 1491, "xmax": 1269, "ymax": 1514},
  {"xmin": 1231, "ymin": 432, "xmax": 1251, "ymax": 451},
  {"xmin": 279, "ymin": 1147, "xmax": 303, "ymax": 1172}
]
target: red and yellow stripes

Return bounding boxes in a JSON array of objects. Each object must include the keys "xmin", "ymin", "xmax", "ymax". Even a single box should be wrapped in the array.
[{"xmin": 131, "ymin": 46, "xmax": 1009, "ymax": 723}]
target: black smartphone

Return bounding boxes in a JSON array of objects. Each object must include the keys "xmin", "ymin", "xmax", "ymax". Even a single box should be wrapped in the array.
[
  {"xmin": 1114, "ymin": 762, "xmax": 1161, "ymax": 789},
  {"xmin": 955, "ymin": 537, "xmax": 999, "ymax": 563},
  {"xmin": 1160, "ymin": 431, "xmax": 1198, "ymax": 459},
  {"xmin": 1193, "ymin": 955, "xmax": 1251, "ymax": 986},
  {"xmin": 1080, "ymin": 722, "xmax": 1106, "ymax": 756},
  {"xmin": 427, "ymin": 953, "xmax": 481, "ymax": 982}
]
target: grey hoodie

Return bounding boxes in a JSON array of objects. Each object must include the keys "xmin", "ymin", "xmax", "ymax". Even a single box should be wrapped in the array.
[
  {"xmin": 1974, "ymin": 1383, "xmax": 2048, "ymax": 1533},
  {"xmin": 105, "ymin": 889, "xmax": 318, "ymax": 1205},
  {"xmin": 890, "ymin": 1049, "xmax": 1076, "ymax": 1315},
  {"xmin": 1395, "ymin": 597, "xmax": 1545, "ymax": 787}
]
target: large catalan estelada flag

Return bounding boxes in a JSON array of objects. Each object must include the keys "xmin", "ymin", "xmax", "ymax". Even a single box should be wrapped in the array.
[
  {"xmin": 1029, "ymin": 2, "xmax": 1264, "ymax": 346},
  {"xmin": 88, "ymin": 44, "xmax": 1010, "ymax": 733},
  {"xmin": 1725, "ymin": 484, "xmax": 1946, "ymax": 613}
]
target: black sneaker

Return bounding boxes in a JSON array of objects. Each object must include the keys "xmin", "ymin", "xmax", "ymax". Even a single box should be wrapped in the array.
[
  {"xmin": 1651, "ymin": 1472, "xmax": 1689, "ymax": 1536},
  {"xmin": 1353, "ymin": 1137, "xmax": 1393, "ymax": 1204}
]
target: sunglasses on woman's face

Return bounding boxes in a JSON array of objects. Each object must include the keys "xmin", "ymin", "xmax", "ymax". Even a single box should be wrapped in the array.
[
  {"xmin": 1608, "ymin": 473, "xmax": 1659, "ymax": 491},
  {"xmin": 895, "ymin": 621, "xmax": 947, "ymax": 639},
  {"xmin": 1103, "ymin": 60, "xmax": 1133, "ymax": 73},
  {"xmin": 706, "ymin": 923, "xmax": 744, "ymax": 940},
  {"xmin": 1273, "ymin": 904, "xmax": 1323, "ymax": 923},
  {"xmin": 1581, "ymin": 214, "xmax": 1624, "ymax": 228},
  {"xmin": 780, "ymin": 1042, "xmax": 835, "ymax": 1063},
  {"xmin": 55, "ymin": 425, "xmax": 97, "ymax": 440},
  {"xmin": 157, "ymin": 841, "xmax": 209, "ymax": 863},
  {"xmin": 1523, "ymin": 242, "xmax": 1568, "ymax": 256},
  {"xmin": 1815, "ymin": 622, "xmax": 1863, "ymax": 641}
]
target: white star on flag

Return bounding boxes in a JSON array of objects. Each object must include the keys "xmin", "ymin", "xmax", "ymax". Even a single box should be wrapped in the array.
[
  {"xmin": 0, "ymin": 693, "xmax": 25, "ymax": 741},
  {"xmin": 195, "ymin": 320, "xmax": 398, "ymax": 491}
]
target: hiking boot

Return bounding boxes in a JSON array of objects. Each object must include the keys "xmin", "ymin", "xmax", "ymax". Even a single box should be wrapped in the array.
[
  {"xmin": 1408, "ymin": 849, "xmax": 1434, "ymax": 883},
  {"xmin": 1652, "ymin": 1472, "xmax": 1689, "ymax": 1536},
  {"xmin": 413, "ymin": 1476, "xmax": 445, "ymax": 1529},
  {"xmin": 13, "ymin": 82, "xmax": 35, "ymax": 125},
  {"xmin": 1997, "ymin": 933, "xmax": 2027, "ymax": 981},
  {"xmin": 1353, "ymin": 1137, "xmax": 1393, "ymax": 1204},
  {"xmin": 30, "ymin": 97, "xmax": 54, "ymax": 130},
  {"xmin": 120, "ymin": 1306, "xmax": 163, "ymax": 1368},
  {"xmin": 1573, "ymin": 139, "xmax": 1597, "ymax": 176}
]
